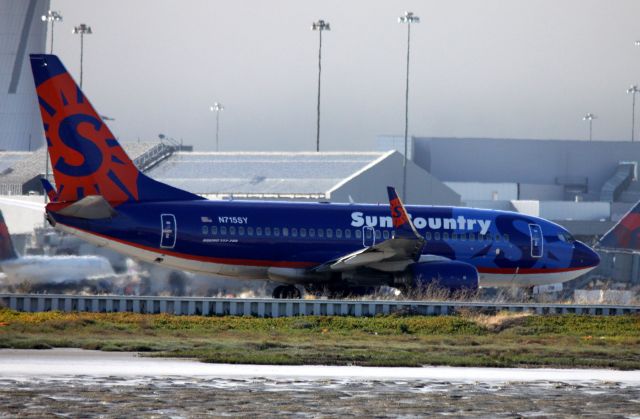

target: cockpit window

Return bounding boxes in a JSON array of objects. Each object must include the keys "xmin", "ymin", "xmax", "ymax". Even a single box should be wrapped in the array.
[{"xmin": 558, "ymin": 231, "xmax": 575, "ymax": 243}]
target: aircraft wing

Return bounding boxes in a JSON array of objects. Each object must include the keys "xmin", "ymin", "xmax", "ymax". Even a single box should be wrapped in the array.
[{"xmin": 315, "ymin": 187, "xmax": 425, "ymax": 272}]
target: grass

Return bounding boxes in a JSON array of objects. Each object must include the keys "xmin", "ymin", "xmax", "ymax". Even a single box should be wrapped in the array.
[{"xmin": 0, "ymin": 308, "xmax": 638, "ymax": 369}]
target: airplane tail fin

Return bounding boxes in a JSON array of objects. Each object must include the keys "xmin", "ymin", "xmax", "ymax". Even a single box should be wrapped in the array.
[
  {"xmin": 387, "ymin": 186, "xmax": 422, "ymax": 239},
  {"xmin": 0, "ymin": 210, "xmax": 18, "ymax": 262},
  {"xmin": 598, "ymin": 200, "xmax": 640, "ymax": 252},
  {"xmin": 29, "ymin": 54, "xmax": 203, "ymax": 206}
]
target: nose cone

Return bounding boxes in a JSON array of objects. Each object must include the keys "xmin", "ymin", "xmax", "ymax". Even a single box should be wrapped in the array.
[{"xmin": 571, "ymin": 241, "xmax": 600, "ymax": 269}]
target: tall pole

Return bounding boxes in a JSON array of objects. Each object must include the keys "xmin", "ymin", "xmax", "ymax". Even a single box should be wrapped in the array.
[
  {"xmin": 210, "ymin": 103, "xmax": 224, "ymax": 151},
  {"xmin": 628, "ymin": 85, "xmax": 639, "ymax": 142},
  {"xmin": 40, "ymin": 11, "xmax": 62, "ymax": 208},
  {"xmin": 73, "ymin": 24, "xmax": 92, "ymax": 89},
  {"xmin": 398, "ymin": 11, "xmax": 420, "ymax": 203},
  {"xmin": 583, "ymin": 113, "xmax": 596, "ymax": 141},
  {"xmin": 312, "ymin": 20, "xmax": 330, "ymax": 152}
]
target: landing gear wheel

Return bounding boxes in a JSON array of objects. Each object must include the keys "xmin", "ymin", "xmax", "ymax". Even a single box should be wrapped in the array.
[{"xmin": 272, "ymin": 285, "xmax": 302, "ymax": 299}]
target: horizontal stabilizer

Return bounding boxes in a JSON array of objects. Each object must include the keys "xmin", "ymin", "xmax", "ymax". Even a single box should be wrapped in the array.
[
  {"xmin": 53, "ymin": 195, "xmax": 117, "ymax": 219},
  {"xmin": 40, "ymin": 178, "xmax": 58, "ymax": 202}
]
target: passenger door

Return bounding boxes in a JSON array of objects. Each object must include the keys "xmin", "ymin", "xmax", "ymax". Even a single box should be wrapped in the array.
[
  {"xmin": 528, "ymin": 224, "xmax": 543, "ymax": 258},
  {"xmin": 160, "ymin": 214, "xmax": 177, "ymax": 249}
]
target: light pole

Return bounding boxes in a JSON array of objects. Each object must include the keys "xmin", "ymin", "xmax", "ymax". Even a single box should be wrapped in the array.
[
  {"xmin": 583, "ymin": 113, "xmax": 596, "ymax": 141},
  {"xmin": 72, "ymin": 23, "xmax": 92, "ymax": 89},
  {"xmin": 209, "ymin": 102, "xmax": 224, "ymax": 151},
  {"xmin": 398, "ymin": 11, "xmax": 420, "ymax": 203},
  {"xmin": 311, "ymin": 19, "xmax": 330, "ymax": 152},
  {"xmin": 41, "ymin": 10, "xmax": 62, "ymax": 207},
  {"xmin": 627, "ymin": 85, "xmax": 639, "ymax": 142},
  {"xmin": 41, "ymin": 10, "xmax": 62, "ymax": 54}
]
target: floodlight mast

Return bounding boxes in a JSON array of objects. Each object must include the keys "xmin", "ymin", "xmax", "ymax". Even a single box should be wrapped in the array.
[
  {"xmin": 311, "ymin": 19, "xmax": 330, "ymax": 152},
  {"xmin": 41, "ymin": 10, "xmax": 62, "ymax": 54},
  {"xmin": 398, "ymin": 11, "xmax": 420, "ymax": 203},
  {"xmin": 583, "ymin": 113, "xmax": 596, "ymax": 141},
  {"xmin": 72, "ymin": 23, "xmax": 92, "ymax": 89},
  {"xmin": 209, "ymin": 102, "xmax": 224, "ymax": 151},
  {"xmin": 627, "ymin": 85, "xmax": 640, "ymax": 142}
]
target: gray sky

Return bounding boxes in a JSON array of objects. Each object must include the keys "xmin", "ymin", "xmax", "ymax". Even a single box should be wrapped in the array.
[{"xmin": 49, "ymin": 0, "xmax": 640, "ymax": 151}]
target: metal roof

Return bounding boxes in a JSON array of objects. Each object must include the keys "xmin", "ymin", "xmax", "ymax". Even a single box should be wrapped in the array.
[{"xmin": 145, "ymin": 152, "xmax": 388, "ymax": 196}]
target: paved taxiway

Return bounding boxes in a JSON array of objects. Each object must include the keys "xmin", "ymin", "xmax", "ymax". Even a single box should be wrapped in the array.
[{"xmin": 1, "ymin": 349, "xmax": 638, "ymax": 417}]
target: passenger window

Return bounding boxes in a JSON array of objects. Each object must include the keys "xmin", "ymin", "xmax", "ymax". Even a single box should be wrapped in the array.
[
  {"xmin": 495, "ymin": 234, "xmax": 501, "ymax": 242},
  {"xmin": 336, "ymin": 229, "xmax": 343, "ymax": 238},
  {"xmin": 365, "ymin": 229, "xmax": 372, "ymax": 239},
  {"xmin": 326, "ymin": 228, "xmax": 333, "ymax": 238},
  {"xmin": 300, "ymin": 228, "xmax": 307, "ymax": 238},
  {"xmin": 443, "ymin": 232, "xmax": 449, "ymax": 240},
  {"xmin": 220, "ymin": 226, "xmax": 227, "ymax": 235},
  {"xmin": 375, "ymin": 230, "xmax": 381, "ymax": 240},
  {"xmin": 345, "ymin": 229, "xmax": 352, "ymax": 239},
  {"xmin": 309, "ymin": 228, "xmax": 316, "ymax": 238},
  {"xmin": 202, "ymin": 225, "xmax": 208, "ymax": 235},
  {"xmin": 238, "ymin": 226, "xmax": 245, "ymax": 236},
  {"xmin": 292, "ymin": 228, "xmax": 298, "ymax": 237},
  {"xmin": 317, "ymin": 228, "xmax": 324, "ymax": 238},
  {"xmin": 247, "ymin": 226, "xmax": 254, "ymax": 236},
  {"xmin": 229, "ymin": 226, "xmax": 236, "ymax": 235},
  {"xmin": 355, "ymin": 229, "xmax": 362, "ymax": 239},
  {"xmin": 469, "ymin": 233, "xmax": 475, "ymax": 241},
  {"xmin": 283, "ymin": 227, "xmax": 289, "ymax": 237},
  {"xmin": 503, "ymin": 234, "xmax": 509, "ymax": 242},
  {"xmin": 460, "ymin": 233, "xmax": 466, "ymax": 241},
  {"xmin": 256, "ymin": 227, "xmax": 263, "ymax": 236},
  {"xmin": 434, "ymin": 232, "xmax": 441, "ymax": 241},
  {"xmin": 383, "ymin": 230, "xmax": 389, "ymax": 240},
  {"xmin": 425, "ymin": 232, "xmax": 432, "ymax": 240},
  {"xmin": 264, "ymin": 227, "xmax": 271, "ymax": 236},
  {"xmin": 212, "ymin": 226, "xmax": 218, "ymax": 235},
  {"xmin": 452, "ymin": 232, "xmax": 458, "ymax": 240},
  {"xmin": 274, "ymin": 227, "xmax": 280, "ymax": 237}
]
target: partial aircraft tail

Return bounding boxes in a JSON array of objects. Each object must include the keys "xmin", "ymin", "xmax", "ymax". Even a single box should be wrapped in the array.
[
  {"xmin": 598, "ymin": 200, "xmax": 640, "ymax": 252},
  {"xmin": 29, "ymin": 54, "xmax": 203, "ymax": 206},
  {"xmin": 0, "ymin": 210, "xmax": 18, "ymax": 262}
]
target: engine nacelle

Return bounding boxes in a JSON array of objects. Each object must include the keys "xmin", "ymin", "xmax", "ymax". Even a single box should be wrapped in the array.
[{"xmin": 400, "ymin": 261, "xmax": 479, "ymax": 291}]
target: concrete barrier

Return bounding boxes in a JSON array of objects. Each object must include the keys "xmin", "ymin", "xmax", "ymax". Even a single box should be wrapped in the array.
[{"xmin": 1, "ymin": 294, "xmax": 639, "ymax": 317}]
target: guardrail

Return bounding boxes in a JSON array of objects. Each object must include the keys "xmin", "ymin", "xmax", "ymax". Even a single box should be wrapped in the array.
[{"xmin": 1, "ymin": 294, "xmax": 639, "ymax": 317}]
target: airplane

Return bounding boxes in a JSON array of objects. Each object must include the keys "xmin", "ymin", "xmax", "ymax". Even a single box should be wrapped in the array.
[
  {"xmin": 27, "ymin": 53, "xmax": 607, "ymax": 299},
  {"xmin": 0, "ymin": 209, "xmax": 116, "ymax": 286}
]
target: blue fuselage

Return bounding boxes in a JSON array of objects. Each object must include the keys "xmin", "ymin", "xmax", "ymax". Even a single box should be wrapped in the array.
[{"xmin": 50, "ymin": 199, "xmax": 600, "ymax": 288}]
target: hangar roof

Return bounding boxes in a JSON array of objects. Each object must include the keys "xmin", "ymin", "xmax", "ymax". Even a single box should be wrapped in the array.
[{"xmin": 145, "ymin": 151, "xmax": 389, "ymax": 198}]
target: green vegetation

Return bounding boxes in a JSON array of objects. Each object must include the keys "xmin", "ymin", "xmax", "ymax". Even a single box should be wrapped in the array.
[{"xmin": 0, "ymin": 309, "xmax": 638, "ymax": 369}]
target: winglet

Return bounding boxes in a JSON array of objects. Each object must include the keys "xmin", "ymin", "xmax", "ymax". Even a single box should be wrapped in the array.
[
  {"xmin": 598, "ymin": 200, "xmax": 640, "ymax": 252},
  {"xmin": 40, "ymin": 178, "xmax": 58, "ymax": 202},
  {"xmin": 387, "ymin": 186, "xmax": 422, "ymax": 239}
]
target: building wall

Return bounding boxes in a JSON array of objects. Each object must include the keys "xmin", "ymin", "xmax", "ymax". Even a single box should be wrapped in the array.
[
  {"xmin": 379, "ymin": 136, "xmax": 640, "ymax": 198},
  {"xmin": 0, "ymin": 0, "xmax": 48, "ymax": 151},
  {"xmin": 328, "ymin": 151, "xmax": 461, "ymax": 206}
]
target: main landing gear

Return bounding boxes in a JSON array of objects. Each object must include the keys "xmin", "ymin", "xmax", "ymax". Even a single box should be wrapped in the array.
[{"xmin": 272, "ymin": 285, "xmax": 302, "ymax": 299}]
